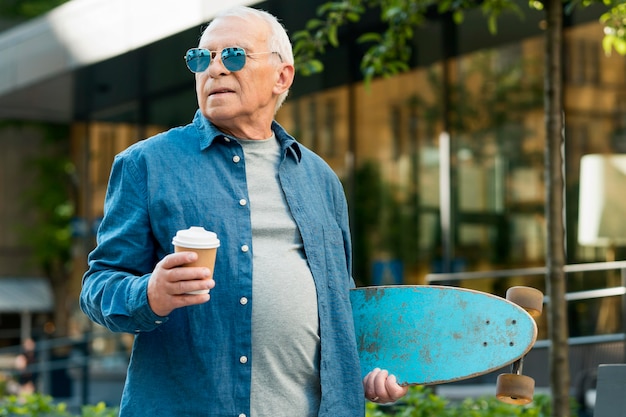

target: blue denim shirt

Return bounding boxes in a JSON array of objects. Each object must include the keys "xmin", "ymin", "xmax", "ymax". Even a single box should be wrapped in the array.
[{"xmin": 80, "ymin": 110, "xmax": 365, "ymax": 417}]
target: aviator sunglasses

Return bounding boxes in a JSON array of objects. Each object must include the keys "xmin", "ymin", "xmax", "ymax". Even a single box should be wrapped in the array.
[{"xmin": 184, "ymin": 47, "xmax": 280, "ymax": 73}]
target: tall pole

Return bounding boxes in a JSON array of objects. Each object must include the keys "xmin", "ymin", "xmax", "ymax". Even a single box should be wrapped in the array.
[
  {"xmin": 439, "ymin": 131, "xmax": 452, "ymax": 273},
  {"xmin": 439, "ymin": 14, "xmax": 457, "ymax": 273},
  {"xmin": 544, "ymin": 1, "xmax": 570, "ymax": 415}
]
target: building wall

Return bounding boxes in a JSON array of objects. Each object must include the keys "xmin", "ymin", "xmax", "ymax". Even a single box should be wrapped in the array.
[
  {"xmin": 0, "ymin": 123, "xmax": 57, "ymax": 344},
  {"xmin": 273, "ymin": 17, "xmax": 626, "ymax": 340},
  {"xmin": 0, "ymin": 124, "xmax": 46, "ymax": 277}
]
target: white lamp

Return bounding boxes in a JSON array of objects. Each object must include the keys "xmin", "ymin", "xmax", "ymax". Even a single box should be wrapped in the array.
[{"xmin": 578, "ymin": 154, "xmax": 626, "ymax": 247}]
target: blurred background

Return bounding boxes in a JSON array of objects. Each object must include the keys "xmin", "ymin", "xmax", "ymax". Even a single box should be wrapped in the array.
[{"xmin": 0, "ymin": 0, "xmax": 624, "ymax": 414}]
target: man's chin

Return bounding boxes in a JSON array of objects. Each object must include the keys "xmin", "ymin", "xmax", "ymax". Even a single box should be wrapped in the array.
[{"xmin": 202, "ymin": 108, "xmax": 235, "ymax": 122}]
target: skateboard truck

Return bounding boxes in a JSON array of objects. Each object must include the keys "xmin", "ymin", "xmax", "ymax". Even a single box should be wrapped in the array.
[{"xmin": 496, "ymin": 286, "xmax": 544, "ymax": 405}]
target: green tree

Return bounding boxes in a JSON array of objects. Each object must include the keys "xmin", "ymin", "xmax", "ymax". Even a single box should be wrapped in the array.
[
  {"xmin": 19, "ymin": 124, "xmax": 75, "ymax": 338},
  {"xmin": 293, "ymin": 1, "xmax": 626, "ymax": 416}
]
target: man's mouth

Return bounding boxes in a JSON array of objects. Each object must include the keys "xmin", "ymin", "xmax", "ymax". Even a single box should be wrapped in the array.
[{"xmin": 209, "ymin": 88, "xmax": 234, "ymax": 96}]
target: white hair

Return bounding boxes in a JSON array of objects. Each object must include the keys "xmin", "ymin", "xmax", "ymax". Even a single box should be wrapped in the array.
[{"xmin": 201, "ymin": 6, "xmax": 294, "ymax": 112}]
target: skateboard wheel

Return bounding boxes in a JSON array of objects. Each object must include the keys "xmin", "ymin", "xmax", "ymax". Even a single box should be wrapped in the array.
[
  {"xmin": 496, "ymin": 373, "xmax": 534, "ymax": 405},
  {"xmin": 506, "ymin": 286, "xmax": 543, "ymax": 319}
]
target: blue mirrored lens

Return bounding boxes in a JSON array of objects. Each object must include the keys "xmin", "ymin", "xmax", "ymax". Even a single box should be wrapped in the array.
[
  {"xmin": 221, "ymin": 47, "xmax": 246, "ymax": 72},
  {"xmin": 185, "ymin": 49, "xmax": 211, "ymax": 73}
]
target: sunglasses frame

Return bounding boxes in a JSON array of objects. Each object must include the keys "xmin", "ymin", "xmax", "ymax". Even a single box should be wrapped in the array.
[{"xmin": 184, "ymin": 47, "xmax": 279, "ymax": 73}]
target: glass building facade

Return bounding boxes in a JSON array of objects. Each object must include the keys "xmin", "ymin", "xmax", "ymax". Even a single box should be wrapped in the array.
[{"xmin": 52, "ymin": 1, "xmax": 625, "ymax": 375}]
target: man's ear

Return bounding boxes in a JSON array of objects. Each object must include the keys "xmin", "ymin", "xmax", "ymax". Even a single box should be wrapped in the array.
[{"xmin": 273, "ymin": 63, "xmax": 295, "ymax": 95}]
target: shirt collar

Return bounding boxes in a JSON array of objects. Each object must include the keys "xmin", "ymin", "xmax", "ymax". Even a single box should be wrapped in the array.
[{"xmin": 192, "ymin": 109, "xmax": 302, "ymax": 163}]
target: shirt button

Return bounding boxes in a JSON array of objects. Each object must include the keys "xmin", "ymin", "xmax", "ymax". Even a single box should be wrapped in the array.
[
  {"xmin": 240, "ymin": 297, "xmax": 248, "ymax": 305},
  {"xmin": 224, "ymin": 137, "xmax": 231, "ymax": 142},
  {"xmin": 238, "ymin": 414, "xmax": 246, "ymax": 417},
  {"xmin": 155, "ymin": 320, "xmax": 163, "ymax": 325},
  {"xmin": 233, "ymin": 155, "xmax": 241, "ymax": 163},
  {"xmin": 241, "ymin": 245, "xmax": 249, "ymax": 253},
  {"xmin": 239, "ymin": 356, "xmax": 248, "ymax": 364},
  {"xmin": 239, "ymin": 198, "xmax": 247, "ymax": 206}
]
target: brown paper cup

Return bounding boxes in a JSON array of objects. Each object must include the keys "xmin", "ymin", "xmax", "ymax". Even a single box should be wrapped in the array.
[
  {"xmin": 174, "ymin": 245, "xmax": 218, "ymax": 269},
  {"xmin": 174, "ymin": 246, "xmax": 218, "ymax": 294},
  {"xmin": 172, "ymin": 226, "xmax": 220, "ymax": 295}
]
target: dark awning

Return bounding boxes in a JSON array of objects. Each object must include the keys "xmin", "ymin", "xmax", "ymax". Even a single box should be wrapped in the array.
[{"xmin": 0, "ymin": 277, "xmax": 53, "ymax": 313}]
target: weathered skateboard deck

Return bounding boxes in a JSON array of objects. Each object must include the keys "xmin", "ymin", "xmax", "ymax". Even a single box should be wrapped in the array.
[{"xmin": 350, "ymin": 285, "xmax": 538, "ymax": 386}]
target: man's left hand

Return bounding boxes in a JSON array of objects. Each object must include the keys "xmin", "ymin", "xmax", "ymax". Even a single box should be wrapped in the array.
[{"xmin": 363, "ymin": 368, "xmax": 409, "ymax": 404}]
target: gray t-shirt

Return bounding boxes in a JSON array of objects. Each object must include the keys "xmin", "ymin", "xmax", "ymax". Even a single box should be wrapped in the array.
[{"xmin": 238, "ymin": 135, "xmax": 321, "ymax": 417}]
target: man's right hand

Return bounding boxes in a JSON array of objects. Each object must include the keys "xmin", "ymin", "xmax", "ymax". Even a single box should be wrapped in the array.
[{"xmin": 147, "ymin": 252, "xmax": 215, "ymax": 317}]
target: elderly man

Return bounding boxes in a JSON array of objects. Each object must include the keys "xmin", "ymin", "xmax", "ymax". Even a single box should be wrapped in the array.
[{"xmin": 80, "ymin": 5, "xmax": 407, "ymax": 416}]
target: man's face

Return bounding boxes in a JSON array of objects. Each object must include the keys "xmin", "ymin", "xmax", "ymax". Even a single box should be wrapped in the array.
[{"xmin": 195, "ymin": 16, "xmax": 293, "ymax": 137}]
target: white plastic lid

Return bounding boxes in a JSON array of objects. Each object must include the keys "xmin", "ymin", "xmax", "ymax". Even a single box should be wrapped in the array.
[{"xmin": 172, "ymin": 226, "xmax": 220, "ymax": 249}]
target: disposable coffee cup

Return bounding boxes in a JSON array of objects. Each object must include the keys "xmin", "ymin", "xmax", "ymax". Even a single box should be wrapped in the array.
[{"xmin": 172, "ymin": 226, "xmax": 220, "ymax": 294}]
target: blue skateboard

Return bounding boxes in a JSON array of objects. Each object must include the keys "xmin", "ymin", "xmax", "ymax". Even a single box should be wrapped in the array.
[{"xmin": 350, "ymin": 285, "xmax": 543, "ymax": 404}]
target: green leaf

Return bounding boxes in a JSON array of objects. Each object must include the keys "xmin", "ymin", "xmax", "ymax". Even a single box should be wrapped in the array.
[
  {"xmin": 299, "ymin": 59, "xmax": 325, "ymax": 76},
  {"xmin": 528, "ymin": 0, "xmax": 544, "ymax": 11},
  {"xmin": 357, "ymin": 32, "xmax": 382, "ymax": 44},
  {"xmin": 305, "ymin": 18, "xmax": 324, "ymax": 30},
  {"xmin": 346, "ymin": 12, "xmax": 361, "ymax": 22},
  {"xmin": 291, "ymin": 30, "xmax": 311, "ymax": 42},
  {"xmin": 488, "ymin": 14, "xmax": 498, "ymax": 34},
  {"xmin": 328, "ymin": 24, "xmax": 339, "ymax": 46},
  {"xmin": 616, "ymin": 38, "xmax": 626, "ymax": 55},
  {"xmin": 603, "ymin": 34, "xmax": 615, "ymax": 54},
  {"xmin": 453, "ymin": 9, "xmax": 465, "ymax": 24}
]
